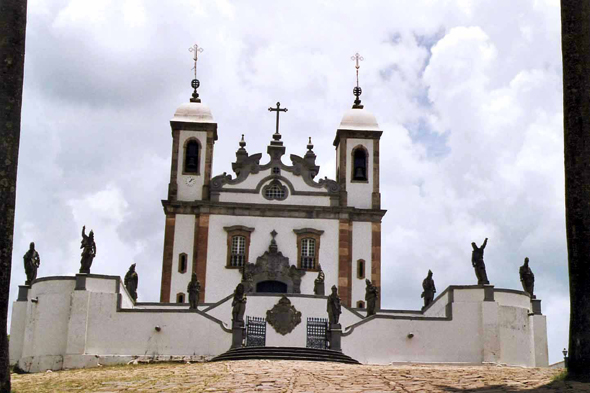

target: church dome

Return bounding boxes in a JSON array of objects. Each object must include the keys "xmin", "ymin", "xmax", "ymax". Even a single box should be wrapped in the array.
[
  {"xmin": 171, "ymin": 101, "xmax": 215, "ymax": 123},
  {"xmin": 338, "ymin": 107, "xmax": 380, "ymax": 131}
]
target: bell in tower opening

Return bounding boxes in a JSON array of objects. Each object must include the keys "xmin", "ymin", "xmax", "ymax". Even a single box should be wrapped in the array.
[
  {"xmin": 184, "ymin": 140, "xmax": 200, "ymax": 173},
  {"xmin": 352, "ymin": 147, "xmax": 368, "ymax": 181}
]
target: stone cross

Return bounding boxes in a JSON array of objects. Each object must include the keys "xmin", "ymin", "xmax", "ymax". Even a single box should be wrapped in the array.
[{"xmin": 268, "ymin": 102, "xmax": 288, "ymax": 135}]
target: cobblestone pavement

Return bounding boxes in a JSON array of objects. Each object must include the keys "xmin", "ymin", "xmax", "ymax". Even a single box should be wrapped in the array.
[{"xmin": 11, "ymin": 360, "xmax": 587, "ymax": 392}]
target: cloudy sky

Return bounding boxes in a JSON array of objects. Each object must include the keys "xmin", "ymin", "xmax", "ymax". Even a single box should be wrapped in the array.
[{"xmin": 11, "ymin": 0, "xmax": 566, "ymax": 363}]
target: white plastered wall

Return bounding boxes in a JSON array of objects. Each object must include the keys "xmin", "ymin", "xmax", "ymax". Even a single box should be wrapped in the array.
[
  {"xmin": 351, "ymin": 222, "xmax": 372, "ymax": 307},
  {"xmin": 177, "ymin": 131, "xmax": 207, "ymax": 201},
  {"xmin": 346, "ymin": 138, "xmax": 374, "ymax": 209},
  {"xmin": 170, "ymin": 214, "xmax": 195, "ymax": 302},
  {"xmin": 205, "ymin": 215, "xmax": 339, "ymax": 302}
]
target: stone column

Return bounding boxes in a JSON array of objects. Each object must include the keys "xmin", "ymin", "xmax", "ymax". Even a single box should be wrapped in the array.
[
  {"xmin": 231, "ymin": 321, "xmax": 245, "ymax": 349},
  {"xmin": 328, "ymin": 323, "xmax": 342, "ymax": 352}
]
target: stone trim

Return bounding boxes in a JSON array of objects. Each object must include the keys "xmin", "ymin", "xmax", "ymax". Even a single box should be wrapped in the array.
[
  {"xmin": 181, "ymin": 137, "xmax": 201, "ymax": 176},
  {"xmin": 202, "ymin": 132, "xmax": 215, "ymax": 201},
  {"xmin": 201, "ymin": 293, "xmax": 235, "ymax": 312},
  {"xmin": 117, "ymin": 305, "xmax": 231, "ymax": 333},
  {"xmin": 159, "ymin": 214, "xmax": 176, "ymax": 302},
  {"xmin": 163, "ymin": 200, "xmax": 387, "ymax": 223},
  {"xmin": 168, "ymin": 130, "xmax": 180, "ymax": 201},
  {"xmin": 195, "ymin": 214, "xmax": 209, "ymax": 300},
  {"xmin": 371, "ymin": 222, "xmax": 381, "ymax": 309},
  {"xmin": 31, "ymin": 276, "xmax": 76, "ymax": 284},
  {"xmin": 372, "ymin": 138, "xmax": 381, "ymax": 209},
  {"xmin": 338, "ymin": 137, "xmax": 348, "ymax": 206},
  {"xmin": 338, "ymin": 220, "xmax": 353, "ymax": 307},
  {"xmin": 261, "ymin": 179, "xmax": 289, "ymax": 201},
  {"xmin": 333, "ymin": 129, "xmax": 383, "ymax": 147},
  {"xmin": 350, "ymin": 144, "xmax": 369, "ymax": 183},
  {"xmin": 191, "ymin": 214, "xmax": 199, "ymax": 284},
  {"xmin": 224, "ymin": 226, "xmax": 254, "ymax": 269},
  {"xmin": 294, "ymin": 229, "xmax": 324, "ymax": 271},
  {"xmin": 169, "ymin": 121, "xmax": 218, "ymax": 138}
]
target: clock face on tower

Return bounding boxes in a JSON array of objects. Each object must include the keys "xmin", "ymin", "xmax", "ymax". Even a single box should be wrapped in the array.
[{"xmin": 185, "ymin": 177, "xmax": 196, "ymax": 187}]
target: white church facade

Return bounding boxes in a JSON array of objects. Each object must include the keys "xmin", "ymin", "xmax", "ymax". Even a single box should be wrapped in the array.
[{"xmin": 8, "ymin": 71, "xmax": 549, "ymax": 372}]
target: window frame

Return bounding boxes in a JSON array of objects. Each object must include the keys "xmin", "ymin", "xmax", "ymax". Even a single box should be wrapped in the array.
[
  {"xmin": 351, "ymin": 145, "xmax": 369, "ymax": 183},
  {"xmin": 178, "ymin": 253, "xmax": 188, "ymax": 274},
  {"xmin": 176, "ymin": 292, "xmax": 185, "ymax": 303},
  {"xmin": 262, "ymin": 179, "xmax": 288, "ymax": 201},
  {"xmin": 182, "ymin": 138, "xmax": 202, "ymax": 175},
  {"xmin": 293, "ymin": 228, "xmax": 324, "ymax": 271},
  {"xmin": 357, "ymin": 259, "xmax": 366, "ymax": 279},
  {"xmin": 224, "ymin": 225, "xmax": 255, "ymax": 269}
]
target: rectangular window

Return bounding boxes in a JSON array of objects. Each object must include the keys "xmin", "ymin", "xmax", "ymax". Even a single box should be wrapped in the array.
[
  {"xmin": 230, "ymin": 235, "xmax": 246, "ymax": 267},
  {"xmin": 224, "ymin": 226, "xmax": 255, "ymax": 269},
  {"xmin": 301, "ymin": 238, "xmax": 316, "ymax": 270}
]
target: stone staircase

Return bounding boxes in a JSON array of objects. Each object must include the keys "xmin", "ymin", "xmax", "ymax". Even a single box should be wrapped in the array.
[{"xmin": 210, "ymin": 346, "xmax": 360, "ymax": 364}]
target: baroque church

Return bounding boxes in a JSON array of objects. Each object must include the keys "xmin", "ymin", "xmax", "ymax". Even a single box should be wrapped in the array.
[
  {"xmin": 8, "ymin": 53, "xmax": 549, "ymax": 372},
  {"xmin": 160, "ymin": 71, "xmax": 384, "ymax": 309}
]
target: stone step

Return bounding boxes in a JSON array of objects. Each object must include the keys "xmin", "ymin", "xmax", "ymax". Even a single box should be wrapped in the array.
[{"xmin": 210, "ymin": 346, "xmax": 360, "ymax": 364}]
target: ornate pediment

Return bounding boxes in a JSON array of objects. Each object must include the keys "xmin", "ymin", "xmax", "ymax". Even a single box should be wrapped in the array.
[
  {"xmin": 242, "ymin": 231, "xmax": 306, "ymax": 294},
  {"xmin": 266, "ymin": 296, "xmax": 302, "ymax": 335}
]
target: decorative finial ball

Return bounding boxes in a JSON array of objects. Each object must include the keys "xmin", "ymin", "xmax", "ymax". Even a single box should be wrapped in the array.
[
  {"xmin": 353, "ymin": 86, "xmax": 362, "ymax": 97},
  {"xmin": 191, "ymin": 79, "xmax": 200, "ymax": 89}
]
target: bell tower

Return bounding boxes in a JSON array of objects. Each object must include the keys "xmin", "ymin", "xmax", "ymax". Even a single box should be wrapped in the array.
[
  {"xmin": 160, "ymin": 44, "xmax": 217, "ymax": 302},
  {"xmin": 333, "ymin": 53, "xmax": 382, "ymax": 209},
  {"xmin": 333, "ymin": 53, "xmax": 383, "ymax": 309}
]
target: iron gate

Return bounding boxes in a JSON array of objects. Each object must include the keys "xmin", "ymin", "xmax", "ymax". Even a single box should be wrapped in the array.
[
  {"xmin": 246, "ymin": 316, "xmax": 266, "ymax": 347},
  {"xmin": 306, "ymin": 317, "xmax": 328, "ymax": 349}
]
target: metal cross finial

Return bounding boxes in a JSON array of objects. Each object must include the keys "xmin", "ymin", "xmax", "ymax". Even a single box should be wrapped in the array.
[
  {"xmin": 351, "ymin": 52, "xmax": 364, "ymax": 109},
  {"xmin": 351, "ymin": 52, "xmax": 364, "ymax": 88},
  {"xmin": 189, "ymin": 44, "xmax": 204, "ymax": 79},
  {"xmin": 189, "ymin": 44, "xmax": 204, "ymax": 102},
  {"xmin": 268, "ymin": 102, "xmax": 288, "ymax": 137}
]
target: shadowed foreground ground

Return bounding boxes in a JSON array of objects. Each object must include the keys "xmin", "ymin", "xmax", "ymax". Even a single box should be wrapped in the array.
[{"xmin": 11, "ymin": 360, "xmax": 588, "ymax": 392}]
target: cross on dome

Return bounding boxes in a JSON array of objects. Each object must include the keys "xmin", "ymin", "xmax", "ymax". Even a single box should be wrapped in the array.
[
  {"xmin": 351, "ymin": 52, "xmax": 364, "ymax": 109},
  {"xmin": 189, "ymin": 43, "xmax": 204, "ymax": 103}
]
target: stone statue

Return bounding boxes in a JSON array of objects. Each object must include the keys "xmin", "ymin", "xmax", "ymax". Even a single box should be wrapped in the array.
[
  {"xmin": 124, "ymin": 263, "xmax": 138, "ymax": 301},
  {"xmin": 187, "ymin": 272, "xmax": 201, "ymax": 309},
  {"xmin": 231, "ymin": 283, "xmax": 247, "ymax": 323},
  {"xmin": 79, "ymin": 226, "xmax": 96, "ymax": 274},
  {"xmin": 421, "ymin": 270, "xmax": 436, "ymax": 310},
  {"xmin": 23, "ymin": 242, "xmax": 40, "ymax": 285},
  {"xmin": 327, "ymin": 285, "xmax": 342, "ymax": 326},
  {"xmin": 365, "ymin": 279, "xmax": 379, "ymax": 316},
  {"xmin": 471, "ymin": 238, "xmax": 489, "ymax": 285},
  {"xmin": 314, "ymin": 264, "xmax": 325, "ymax": 296},
  {"xmin": 519, "ymin": 257, "xmax": 535, "ymax": 299}
]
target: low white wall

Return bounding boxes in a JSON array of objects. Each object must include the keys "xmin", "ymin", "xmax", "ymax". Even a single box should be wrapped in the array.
[
  {"xmin": 11, "ymin": 278, "xmax": 549, "ymax": 372},
  {"xmin": 9, "ymin": 300, "xmax": 27, "ymax": 365},
  {"xmin": 343, "ymin": 301, "xmax": 482, "ymax": 364}
]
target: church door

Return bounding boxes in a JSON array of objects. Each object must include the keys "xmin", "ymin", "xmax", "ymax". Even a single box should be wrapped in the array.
[{"xmin": 256, "ymin": 280, "xmax": 288, "ymax": 293}]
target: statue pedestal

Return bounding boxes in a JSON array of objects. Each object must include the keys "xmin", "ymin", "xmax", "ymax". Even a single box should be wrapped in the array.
[
  {"xmin": 231, "ymin": 320, "xmax": 245, "ymax": 349},
  {"xmin": 17, "ymin": 285, "xmax": 30, "ymax": 301},
  {"xmin": 314, "ymin": 282, "xmax": 325, "ymax": 296},
  {"xmin": 531, "ymin": 299, "xmax": 542, "ymax": 315},
  {"xmin": 328, "ymin": 323, "xmax": 342, "ymax": 352}
]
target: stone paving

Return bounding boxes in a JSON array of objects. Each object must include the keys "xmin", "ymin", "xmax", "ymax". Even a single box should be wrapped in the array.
[{"xmin": 11, "ymin": 360, "xmax": 588, "ymax": 392}]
